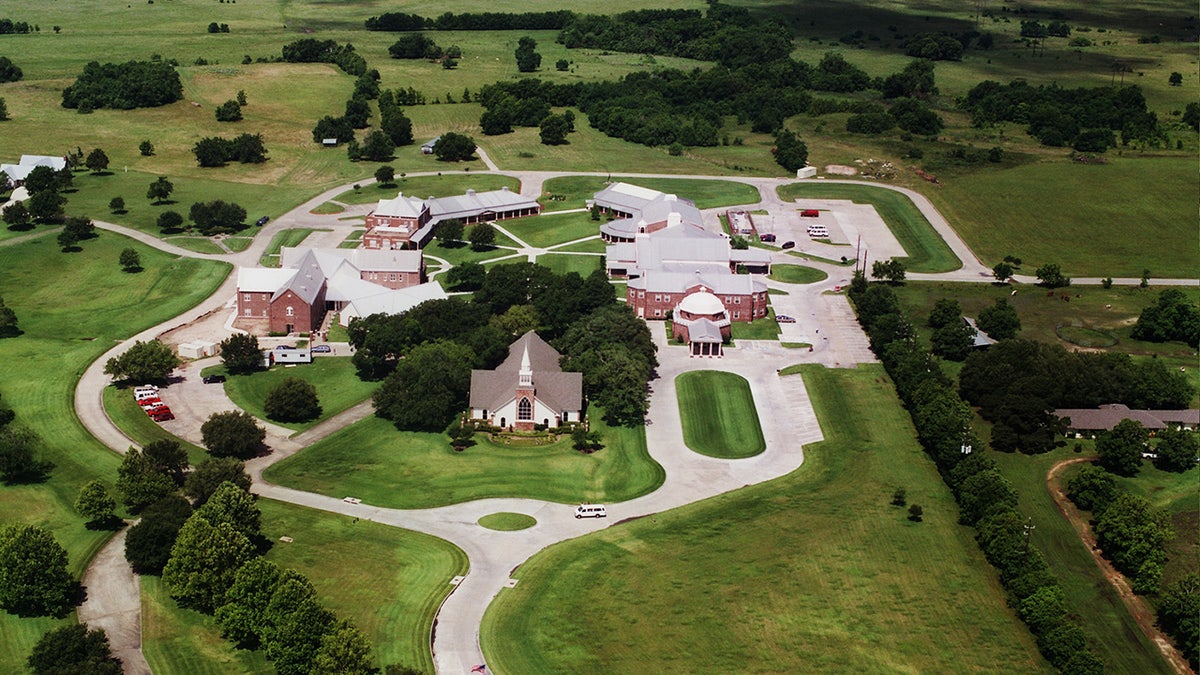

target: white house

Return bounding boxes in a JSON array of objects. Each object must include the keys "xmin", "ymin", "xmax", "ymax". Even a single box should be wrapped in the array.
[{"xmin": 468, "ymin": 331, "xmax": 583, "ymax": 431}]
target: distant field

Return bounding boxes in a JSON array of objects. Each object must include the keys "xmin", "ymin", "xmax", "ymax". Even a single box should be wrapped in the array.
[
  {"xmin": 675, "ymin": 371, "xmax": 765, "ymax": 458},
  {"xmin": 777, "ymin": 182, "xmax": 961, "ymax": 273},
  {"xmin": 541, "ymin": 175, "xmax": 762, "ymax": 212},
  {"xmin": 332, "ymin": 174, "xmax": 520, "ymax": 205},
  {"xmin": 482, "ymin": 365, "xmax": 1049, "ymax": 674},
  {"xmin": 264, "ymin": 412, "xmax": 663, "ymax": 508},
  {"xmin": 931, "ymin": 158, "xmax": 1198, "ymax": 277},
  {"xmin": 0, "ymin": 233, "xmax": 229, "ymax": 672}
]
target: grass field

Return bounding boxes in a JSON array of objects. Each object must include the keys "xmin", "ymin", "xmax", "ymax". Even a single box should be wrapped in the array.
[
  {"xmin": 990, "ymin": 448, "xmax": 1178, "ymax": 674},
  {"xmin": 258, "ymin": 227, "xmax": 327, "ymax": 267},
  {"xmin": 729, "ymin": 312, "xmax": 781, "ymax": 341},
  {"xmin": 207, "ymin": 357, "xmax": 378, "ymax": 432},
  {"xmin": 930, "ymin": 158, "xmax": 1198, "ymax": 278},
  {"xmin": 264, "ymin": 411, "xmax": 663, "ymax": 508},
  {"xmin": 223, "ymin": 236, "xmax": 252, "ymax": 252},
  {"xmin": 675, "ymin": 371, "xmax": 765, "ymax": 458},
  {"xmin": 140, "ymin": 499, "xmax": 468, "ymax": 673},
  {"xmin": 769, "ymin": 264, "xmax": 828, "ymax": 285},
  {"xmin": 166, "ymin": 236, "xmax": 225, "ymax": 255},
  {"xmin": 333, "ymin": 174, "xmax": 520, "ymax": 205},
  {"xmin": 0, "ymin": 233, "xmax": 229, "ymax": 671},
  {"xmin": 535, "ymin": 253, "xmax": 604, "ymax": 277},
  {"xmin": 540, "ymin": 176, "xmax": 762, "ymax": 212},
  {"xmin": 101, "ymin": 385, "xmax": 210, "ymax": 466},
  {"xmin": 777, "ymin": 182, "xmax": 961, "ymax": 273},
  {"xmin": 478, "ymin": 513, "xmax": 538, "ymax": 531},
  {"xmin": 502, "ymin": 211, "xmax": 597, "ymax": 248},
  {"xmin": 549, "ymin": 237, "xmax": 606, "ymax": 254},
  {"xmin": 423, "ymin": 234, "xmax": 521, "ymax": 267},
  {"xmin": 482, "ymin": 364, "xmax": 1048, "ymax": 674}
]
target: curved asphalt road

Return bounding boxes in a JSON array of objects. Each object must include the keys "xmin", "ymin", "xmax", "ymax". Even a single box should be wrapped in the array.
[{"xmin": 69, "ymin": 163, "xmax": 1196, "ymax": 674}]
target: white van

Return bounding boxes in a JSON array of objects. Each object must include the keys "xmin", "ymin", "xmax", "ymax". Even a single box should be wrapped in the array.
[{"xmin": 575, "ymin": 504, "xmax": 607, "ymax": 519}]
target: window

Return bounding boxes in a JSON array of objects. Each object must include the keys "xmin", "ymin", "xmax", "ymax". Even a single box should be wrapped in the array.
[
  {"xmin": 654, "ymin": 309, "xmax": 661, "ymax": 317},
  {"xmin": 734, "ymin": 297, "xmax": 741, "ymax": 304},
  {"xmin": 518, "ymin": 398, "xmax": 532, "ymax": 421},
  {"xmin": 286, "ymin": 306, "xmax": 295, "ymax": 317},
  {"xmin": 734, "ymin": 311, "xmax": 741, "ymax": 319},
  {"xmin": 244, "ymin": 308, "xmax": 251, "ymax": 316},
  {"xmin": 638, "ymin": 291, "xmax": 645, "ymax": 298},
  {"xmin": 389, "ymin": 274, "xmax": 396, "ymax": 281},
  {"xmin": 654, "ymin": 294, "xmax": 661, "ymax": 302},
  {"xmin": 664, "ymin": 295, "xmax": 671, "ymax": 302},
  {"xmin": 243, "ymin": 294, "xmax": 251, "ymax": 302}
]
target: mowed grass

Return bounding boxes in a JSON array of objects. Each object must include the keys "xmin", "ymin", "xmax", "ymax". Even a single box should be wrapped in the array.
[
  {"xmin": 0, "ymin": 234, "xmax": 229, "ymax": 671},
  {"xmin": 769, "ymin": 264, "xmax": 828, "ymax": 284},
  {"xmin": 991, "ymin": 448, "xmax": 1178, "ymax": 674},
  {"xmin": 140, "ymin": 500, "xmax": 467, "ymax": 674},
  {"xmin": 478, "ymin": 513, "xmax": 538, "ymax": 531},
  {"xmin": 482, "ymin": 364, "xmax": 1048, "ymax": 674},
  {"xmin": 333, "ymin": 174, "xmax": 520, "ymax": 205},
  {"xmin": 264, "ymin": 412, "xmax": 663, "ymax": 508},
  {"xmin": 211, "ymin": 357, "xmax": 378, "ymax": 432},
  {"xmin": 259, "ymin": 227, "xmax": 327, "ymax": 266},
  {"xmin": 729, "ymin": 312, "xmax": 781, "ymax": 341},
  {"xmin": 931, "ymin": 157, "xmax": 1198, "ymax": 278},
  {"xmin": 423, "ymin": 233, "xmax": 521, "ymax": 266},
  {"xmin": 777, "ymin": 182, "xmax": 961, "ymax": 273},
  {"xmin": 675, "ymin": 371, "xmax": 765, "ymax": 458},
  {"xmin": 541, "ymin": 175, "xmax": 762, "ymax": 212},
  {"xmin": 502, "ymin": 211, "xmax": 598, "ymax": 248},
  {"xmin": 535, "ymin": 252, "xmax": 604, "ymax": 277}
]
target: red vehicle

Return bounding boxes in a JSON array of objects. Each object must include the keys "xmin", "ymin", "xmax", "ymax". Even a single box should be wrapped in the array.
[
  {"xmin": 150, "ymin": 410, "xmax": 175, "ymax": 422},
  {"xmin": 801, "ymin": 209, "xmax": 820, "ymax": 217},
  {"xmin": 144, "ymin": 404, "xmax": 170, "ymax": 416},
  {"xmin": 138, "ymin": 397, "xmax": 162, "ymax": 408}
]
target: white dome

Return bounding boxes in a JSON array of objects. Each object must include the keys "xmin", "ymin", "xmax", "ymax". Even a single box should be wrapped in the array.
[{"xmin": 678, "ymin": 291, "xmax": 724, "ymax": 316}]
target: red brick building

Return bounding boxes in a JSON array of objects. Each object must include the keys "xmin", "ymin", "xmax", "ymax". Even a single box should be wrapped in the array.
[
  {"xmin": 626, "ymin": 272, "xmax": 769, "ymax": 323},
  {"xmin": 363, "ymin": 187, "xmax": 542, "ymax": 250}
]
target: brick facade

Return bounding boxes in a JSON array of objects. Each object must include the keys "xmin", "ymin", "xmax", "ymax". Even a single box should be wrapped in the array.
[
  {"xmin": 626, "ymin": 285, "xmax": 769, "ymax": 322},
  {"xmin": 268, "ymin": 287, "xmax": 327, "ymax": 334},
  {"xmin": 359, "ymin": 269, "xmax": 424, "ymax": 289}
]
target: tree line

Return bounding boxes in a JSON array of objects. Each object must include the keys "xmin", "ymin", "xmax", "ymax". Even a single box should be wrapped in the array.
[
  {"xmin": 1132, "ymin": 289, "xmax": 1199, "ymax": 348},
  {"xmin": 366, "ymin": 10, "xmax": 574, "ymax": 32},
  {"xmin": 280, "ymin": 38, "xmax": 366, "ymax": 77},
  {"xmin": 848, "ymin": 274, "xmax": 1106, "ymax": 673},
  {"xmin": 0, "ymin": 19, "xmax": 36, "ymax": 34},
  {"xmin": 61, "ymin": 59, "xmax": 183, "ymax": 111}
]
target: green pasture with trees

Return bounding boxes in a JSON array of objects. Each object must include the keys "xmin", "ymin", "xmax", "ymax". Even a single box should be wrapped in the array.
[
  {"xmin": 483, "ymin": 365, "xmax": 1048, "ymax": 673},
  {"xmin": 209, "ymin": 358, "xmax": 378, "ymax": 432}
]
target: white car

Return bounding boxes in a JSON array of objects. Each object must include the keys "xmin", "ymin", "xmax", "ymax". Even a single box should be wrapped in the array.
[
  {"xmin": 342, "ymin": 497, "xmax": 362, "ymax": 504},
  {"xmin": 575, "ymin": 504, "xmax": 606, "ymax": 519}
]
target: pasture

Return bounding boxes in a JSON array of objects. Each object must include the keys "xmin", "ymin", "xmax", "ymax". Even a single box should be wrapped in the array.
[
  {"xmin": 263, "ymin": 412, "xmax": 663, "ymax": 508},
  {"xmin": 0, "ymin": 233, "xmax": 228, "ymax": 671},
  {"xmin": 481, "ymin": 365, "xmax": 1049, "ymax": 674},
  {"xmin": 675, "ymin": 371, "xmax": 765, "ymax": 458},
  {"xmin": 207, "ymin": 357, "xmax": 379, "ymax": 432}
]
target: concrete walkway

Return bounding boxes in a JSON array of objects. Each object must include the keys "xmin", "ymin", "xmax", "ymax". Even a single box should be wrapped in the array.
[{"xmin": 78, "ymin": 526, "xmax": 152, "ymax": 675}]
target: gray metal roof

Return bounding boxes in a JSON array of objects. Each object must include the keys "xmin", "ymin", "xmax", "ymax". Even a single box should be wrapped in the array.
[
  {"xmin": 428, "ymin": 187, "xmax": 540, "ymax": 220},
  {"xmin": 1054, "ymin": 404, "xmax": 1200, "ymax": 431},
  {"xmin": 627, "ymin": 271, "xmax": 767, "ymax": 295}
]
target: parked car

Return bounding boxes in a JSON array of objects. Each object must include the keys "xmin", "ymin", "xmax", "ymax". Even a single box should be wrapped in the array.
[
  {"xmin": 575, "ymin": 504, "xmax": 607, "ymax": 519},
  {"xmin": 274, "ymin": 345, "xmax": 295, "ymax": 350},
  {"xmin": 256, "ymin": 216, "xmax": 269, "ymax": 226},
  {"xmin": 137, "ymin": 397, "xmax": 162, "ymax": 408},
  {"xmin": 311, "ymin": 344, "xmax": 332, "ymax": 353},
  {"xmin": 759, "ymin": 233, "xmax": 776, "ymax": 243},
  {"xmin": 781, "ymin": 240, "xmax": 796, "ymax": 249},
  {"xmin": 776, "ymin": 315, "xmax": 796, "ymax": 323},
  {"xmin": 150, "ymin": 411, "xmax": 175, "ymax": 422},
  {"xmin": 343, "ymin": 497, "xmax": 362, "ymax": 504},
  {"xmin": 202, "ymin": 374, "xmax": 227, "ymax": 384}
]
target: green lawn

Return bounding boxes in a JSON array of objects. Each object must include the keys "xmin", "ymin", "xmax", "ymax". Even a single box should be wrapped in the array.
[
  {"xmin": 675, "ymin": 371, "xmax": 765, "ymax": 458},
  {"xmin": 333, "ymin": 174, "xmax": 521, "ymax": 205},
  {"xmin": 930, "ymin": 157, "xmax": 1198, "ymax": 278},
  {"xmin": 423, "ymin": 235, "xmax": 521, "ymax": 267},
  {"xmin": 478, "ymin": 513, "xmax": 538, "ymax": 531},
  {"xmin": 540, "ymin": 176, "xmax": 762, "ymax": 212},
  {"xmin": 258, "ymin": 228, "xmax": 328, "ymax": 267},
  {"xmin": 769, "ymin": 264, "xmax": 828, "ymax": 285},
  {"xmin": 482, "ymin": 365, "xmax": 1048, "ymax": 674},
  {"xmin": 0, "ymin": 234, "xmax": 229, "ymax": 671},
  {"xmin": 210, "ymin": 357, "xmax": 378, "ymax": 432},
  {"xmin": 140, "ymin": 500, "xmax": 467, "ymax": 674},
  {"xmin": 549, "ymin": 237, "xmax": 606, "ymax": 254},
  {"xmin": 729, "ymin": 312, "xmax": 780, "ymax": 341},
  {"xmin": 223, "ymin": 237, "xmax": 253, "ymax": 252},
  {"xmin": 101, "ymin": 385, "xmax": 210, "ymax": 466},
  {"xmin": 535, "ymin": 253, "xmax": 604, "ymax": 277},
  {"xmin": 165, "ymin": 237, "xmax": 225, "ymax": 255},
  {"xmin": 503, "ymin": 211, "xmax": 599, "ymax": 249},
  {"xmin": 264, "ymin": 412, "xmax": 663, "ymax": 508},
  {"xmin": 990, "ymin": 448, "xmax": 1178, "ymax": 674},
  {"xmin": 777, "ymin": 183, "xmax": 961, "ymax": 273},
  {"xmin": 310, "ymin": 202, "xmax": 345, "ymax": 215}
]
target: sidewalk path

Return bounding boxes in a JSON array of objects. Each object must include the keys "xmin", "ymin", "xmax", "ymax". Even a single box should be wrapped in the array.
[{"xmin": 78, "ymin": 525, "xmax": 152, "ymax": 675}]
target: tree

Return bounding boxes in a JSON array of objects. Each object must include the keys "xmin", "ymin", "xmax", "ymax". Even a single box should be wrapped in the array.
[
  {"xmin": 359, "ymin": 130, "xmax": 396, "ymax": 162},
  {"xmin": 312, "ymin": 115, "xmax": 355, "ymax": 145},
  {"xmin": 976, "ymin": 298, "xmax": 1020, "ymax": 340},
  {"xmin": 436, "ymin": 218, "xmax": 464, "ymax": 245},
  {"xmin": 1168, "ymin": 71, "xmax": 1183, "ymax": 86},
  {"xmin": 119, "ymin": 248, "xmax": 141, "ymax": 273},
  {"xmin": 147, "ymin": 176, "xmax": 174, "ymax": 204},
  {"xmin": 515, "ymin": 36, "xmax": 542, "ymax": 72},
  {"xmin": 312, "ymin": 620, "xmax": 376, "ymax": 675},
  {"xmin": 871, "ymin": 259, "xmax": 907, "ymax": 284},
  {"xmin": 556, "ymin": 59, "xmax": 569, "ymax": 71},
  {"xmin": 201, "ymin": 410, "xmax": 266, "ymax": 459},
  {"xmin": 196, "ymin": 481, "xmax": 262, "ymax": 541},
  {"xmin": 220, "ymin": 333, "xmax": 263, "ymax": 374},
  {"xmin": 104, "ymin": 339, "xmax": 180, "ymax": 383},
  {"xmin": 957, "ymin": 469, "xmax": 1018, "ymax": 525},
  {"xmin": 189, "ymin": 200, "xmax": 247, "ymax": 235},
  {"xmin": 237, "ymin": 89, "xmax": 247, "ymax": 105},
  {"xmin": 23, "ymin": 165, "xmax": 59, "ymax": 195},
  {"xmin": 0, "ymin": 97, "xmax": 7, "ymax": 121},
  {"xmin": 1132, "ymin": 289, "xmax": 1200, "ymax": 347},
  {"xmin": 432, "ymin": 132, "xmax": 476, "ymax": 161},
  {"xmin": 193, "ymin": 137, "xmax": 229, "ymax": 167},
  {"xmin": 1154, "ymin": 426, "xmax": 1199, "ymax": 473},
  {"xmin": 379, "ymin": 109, "xmax": 413, "ymax": 147},
  {"xmin": 75, "ymin": 480, "xmax": 117, "ymax": 527},
  {"xmin": 139, "ymin": 140, "xmax": 155, "ymax": 156},
  {"xmin": 0, "ymin": 425, "xmax": 49, "ymax": 482},
  {"xmin": 373, "ymin": 341, "xmax": 476, "ymax": 432},
  {"xmin": 927, "ymin": 298, "xmax": 962, "ymax": 329},
  {"xmin": 468, "ymin": 222, "xmax": 496, "ymax": 250},
  {"xmin": 264, "ymin": 378, "xmax": 321, "ymax": 422},
  {"xmin": 931, "ymin": 318, "xmax": 976, "ymax": 361},
  {"xmin": 539, "ymin": 114, "xmax": 570, "ymax": 145},
  {"xmin": 144, "ymin": 439, "xmax": 189, "ymax": 486},
  {"xmin": 215, "ymin": 557, "xmax": 283, "ymax": 647},
  {"xmin": 116, "ymin": 448, "xmax": 176, "ymax": 512},
  {"xmin": 29, "ymin": 191, "xmax": 66, "ymax": 223},
  {"xmin": 374, "ymin": 165, "xmax": 395, "ymax": 186},
  {"xmin": 58, "ymin": 216, "xmax": 96, "ymax": 250},
  {"xmin": 0, "ymin": 524, "xmax": 74, "ymax": 617},
  {"xmin": 215, "ymin": 100, "xmax": 243, "ymax": 122},
  {"xmin": 1095, "ymin": 419, "xmax": 1148, "ymax": 476},
  {"xmin": 891, "ymin": 487, "xmax": 907, "ymax": 506},
  {"xmin": 992, "ymin": 262, "xmax": 1014, "ymax": 282},
  {"xmin": 907, "ymin": 503, "xmax": 923, "ymax": 522},
  {"xmin": 445, "ymin": 260, "xmax": 484, "ymax": 291},
  {"xmin": 85, "ymin": 148, "xmax": 110, "ymax": 173},
  {"xmin": 1066, "ymin": 464, "xmax": 1120, "ymax": 513},
  {"xmin": 123, "ymin": 495, "xmax": 192, "ymax": 574},
  {"xmin": 1157, "ymin": 574, "xmax": 1199, "ymax": 670},
  {"xmin": 1185, "ymin": 103, "xmax": 1200, "ymax": 132},
  {"xmin": 162, "ymin": 516, "xmax": 255, "ymax": 613},
  {"xmin": 1035, "ymin": 263, "xmax": 1070, "ymax": 288},
  {"xmin": 184, "ymin": 457, "xmax": 251, "ymax": 506},
  {"xmin": 773, "ymin": 128, "xmax": 808, "ymax": 172},
  {"xmin": 108, "ymin": 196, "xmax": 125, "ymax": 213},
  {"xmin": 157, "ymin": 210, "xmax": 183, "ymax": 231},
  {"xmin": 0, "ymin": 296, "xmax": 18, "ymax": 338},
  {"xmin": 27, "ymin": 624, "xmax": 121, "ymax": 675},
  {"xmin": 1094, "ymin": 492, "xmax": 1172, "ymax": 580},
  {"xmin": 2, "ymin": 201, "xmax": 30, "ymax": 229},
  {"xmin": 0, "ymin": 56, "xmax": 21, "ymax": 83}
]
